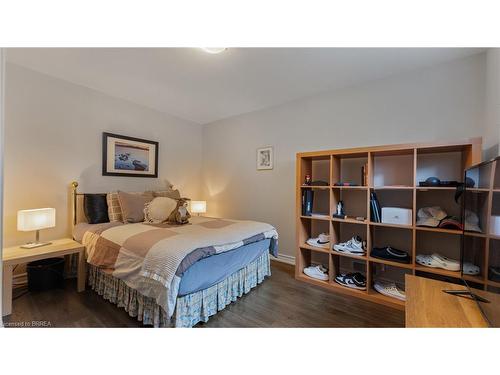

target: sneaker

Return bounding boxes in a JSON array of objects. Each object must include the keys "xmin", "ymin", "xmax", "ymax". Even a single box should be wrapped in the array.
[
  {"xmin": 304, "ymin": 265, "xmax": 329, "ymax": 281},
  {"xmin": 333, "ymin": 236, "xmax": 366, "ymax": 255},
  {"xmin": 371, "ymin": 246, "xmax": 411, "ymax": 264},
  {"xmin": 334, "ymin": 272, "xmax": 366, "ymax": 290},
  {"xmin": 374, "ymin": 280, "xmax": 406, "ymax": 301},
  {"xmin": 306, "ymin": 233, "xmax": 330, "ymax": 249}
]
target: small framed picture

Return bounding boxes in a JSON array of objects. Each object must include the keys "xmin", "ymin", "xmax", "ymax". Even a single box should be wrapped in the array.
[
  {"xmin": 102, "ymin": 132, "xmax": 159, "ymax": 177},
  {"xmin": 257, "ymin": 146, "xmax": 273, "ymax": 170}
]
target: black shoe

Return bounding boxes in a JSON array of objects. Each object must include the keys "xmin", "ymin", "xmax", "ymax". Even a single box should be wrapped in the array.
[
  {"xmin": 489, "ymin": 267, "xmax": 500, "ymax": 282},
  {"xmin": 334, "ymin": 272, "xmax": 366, "ymax": 290},
  {"xmin": 371, "ymin": 246, "xmax": 411, "ymax": 264}
]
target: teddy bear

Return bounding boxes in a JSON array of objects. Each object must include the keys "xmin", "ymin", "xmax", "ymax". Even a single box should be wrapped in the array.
[{"xmin": 167, "ymin": 197, "xmax": 192, "ymax": 225}]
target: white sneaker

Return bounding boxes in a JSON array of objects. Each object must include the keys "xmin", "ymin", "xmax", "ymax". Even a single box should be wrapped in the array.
[
  {"xmin": 304, "ymin": 265, "xmax": 329, "ymax": 281},
  {"xmin": 374, "ymin": 280, "xmax": 406, "ymax": 301},
  {"xmin": 333, "ymin": 235, "xmax": 365, "ymax": 255},
  {"xmin": 306, "ymin": 233, "xmax": 330, "ymax": 249}
]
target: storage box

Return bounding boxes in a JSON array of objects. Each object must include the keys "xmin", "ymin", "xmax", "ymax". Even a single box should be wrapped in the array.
[
  {"xmin": 491, "ymin": 216, "xmax": 500, "ymax": 236},
  {"xmin": 381, "ymin": 207, "xmax": 412, "ymax": 226}
]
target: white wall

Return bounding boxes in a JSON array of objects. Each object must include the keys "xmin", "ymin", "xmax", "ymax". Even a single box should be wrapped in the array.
[
  {"xmin": 485, "ymin": 49, "xmax": 500, "ymax": 159},
  {"xmin": 4, "ymin": 63, "xmax": 203, "ymax": 246},
  {"xmin": 201, "ymin": 53, "xmax": 487, "ymax": 260}
]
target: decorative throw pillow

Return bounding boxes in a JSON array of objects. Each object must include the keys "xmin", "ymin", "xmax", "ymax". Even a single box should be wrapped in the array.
[
  {"xmin": 107, "ymin": 191, "xmax": 154, "ymax": 222},
  {"xmin": 116, "ymin": 191, "xmax": 154, "ymax": 223},
  {"xmin": 83, "ymin": 194, "xmax": 109, "ymax": 224},
  {"xmin": 144, "ymin": 197, "xmax": 178, "ymax": 224},
  {"xmin": 106, "ymin": 192, "xmax": 123, "ymax": 222}
]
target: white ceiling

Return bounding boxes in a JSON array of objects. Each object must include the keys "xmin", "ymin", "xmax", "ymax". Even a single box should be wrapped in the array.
[{"xmin": 6, "ymin": 48, "xmax": 484, "ymax": 124}]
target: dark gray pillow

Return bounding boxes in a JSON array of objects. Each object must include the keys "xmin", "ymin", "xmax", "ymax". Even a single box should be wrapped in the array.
[{"xmin": 84, "ymin": 194, "xmax": 109, "ymax": 224}]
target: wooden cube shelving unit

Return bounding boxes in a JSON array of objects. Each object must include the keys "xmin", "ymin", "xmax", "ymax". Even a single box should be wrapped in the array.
[{"xmin": 295, "ymin": 138, "xmax": 483, "ymax": 309}]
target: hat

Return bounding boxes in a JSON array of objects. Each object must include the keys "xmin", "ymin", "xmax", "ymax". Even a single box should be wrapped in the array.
[
  {"xmin": 436, "ymin": 210, "xmax": 482, "ymax": 232},
  {"xmin": 439, "ymin": 217, "xmax": 462, "ymax": 230},
  {"xmin": 416, "ymin": 206, "xmax": 448, "ymax": 227},
  {"xmin": 464, "ymin": 210, "xmax": 482, "ymax": 233}
]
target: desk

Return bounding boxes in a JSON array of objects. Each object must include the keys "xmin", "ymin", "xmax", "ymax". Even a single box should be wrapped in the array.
[{"xmin": 405, "ymin": 274, "xmax": 489, "ymax": 328}]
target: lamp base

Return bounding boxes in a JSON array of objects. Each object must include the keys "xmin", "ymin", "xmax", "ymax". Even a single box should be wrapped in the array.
[{"xmin": 20, "ymin": 242, "xmax": 52, "ymax": 249}]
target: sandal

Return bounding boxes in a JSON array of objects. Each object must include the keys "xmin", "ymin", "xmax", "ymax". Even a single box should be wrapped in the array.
[
  {"xmin": 431, "ymin": 253, "xmax": 460, "ymax": 271},
  {"xmin": 416, "ymin": 253, "xmax": 460, "ymax": 271}
]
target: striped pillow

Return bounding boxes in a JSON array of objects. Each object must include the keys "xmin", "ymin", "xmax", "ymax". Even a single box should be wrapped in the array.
[{"xmin": 106, "ymin": 192, "xmax": 123, "ymax": 222}]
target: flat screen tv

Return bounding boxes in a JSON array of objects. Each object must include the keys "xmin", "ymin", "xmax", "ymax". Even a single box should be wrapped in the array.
[{"xmin": 445, "ymin": 156, "xmax": 500, "ymax": 327}]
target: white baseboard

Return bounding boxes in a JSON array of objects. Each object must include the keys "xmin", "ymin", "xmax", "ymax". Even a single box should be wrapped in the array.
[{"xmin": 272, "ymin": 253, "xmax": 295, "ymax": 265}]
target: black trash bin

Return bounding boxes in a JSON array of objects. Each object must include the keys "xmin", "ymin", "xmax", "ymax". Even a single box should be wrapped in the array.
[{"xmin": 27, "ymin": 257, "xmax": 65, "ymax": 292}]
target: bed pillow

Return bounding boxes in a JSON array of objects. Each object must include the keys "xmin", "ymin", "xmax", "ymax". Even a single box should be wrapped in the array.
[
  {"xmin": 116, "ymin": 191, "xmax": 154, "ymax": 223},
  {"xmin": 107, "ymin": 191, "xmax": 153, "ymax": 222},
  {"xmin": 83, "ymin": 194, "xmax": 109, "ymax": 224},
  {"xmin": 106, "ymin": 192, "xmax": 124, "ymax": 222},
  {"xmin": 144, "ymin": 197, "xmax": 178, "ymax": 224}
]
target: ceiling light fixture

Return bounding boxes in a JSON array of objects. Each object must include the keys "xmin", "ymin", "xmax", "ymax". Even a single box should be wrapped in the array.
[{"xmin": 201, "ymin": 48, "xmax": 227, "ymax": 54}]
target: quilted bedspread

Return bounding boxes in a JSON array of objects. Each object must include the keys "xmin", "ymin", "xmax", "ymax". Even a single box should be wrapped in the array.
[{"xmin": 80, "ymin": 216, "xmax": 278, "ymax": 318}]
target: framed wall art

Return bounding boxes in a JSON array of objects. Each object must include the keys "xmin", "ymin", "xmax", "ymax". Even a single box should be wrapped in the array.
[{"xmin": 102, "ymin": 132, "xmax": 159, "ymax": 177}]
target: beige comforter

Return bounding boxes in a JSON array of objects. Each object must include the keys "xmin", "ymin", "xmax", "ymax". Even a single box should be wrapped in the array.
[{"xmin": 81, "ymin": 216, "xmax": 278, "ymax": 317}]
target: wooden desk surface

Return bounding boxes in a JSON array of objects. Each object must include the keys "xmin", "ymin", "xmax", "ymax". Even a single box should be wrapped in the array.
[{"xmin": 405, "ymin": 274, "xmax": 489, "ymax": 328}]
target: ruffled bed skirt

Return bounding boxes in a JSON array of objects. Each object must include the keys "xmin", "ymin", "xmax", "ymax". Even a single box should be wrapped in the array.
[{"xmin": 87, "ymin": 251, "xmax": 271, "ymax": 327}]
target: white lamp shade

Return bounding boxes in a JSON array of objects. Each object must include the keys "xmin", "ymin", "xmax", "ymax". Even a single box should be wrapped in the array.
[
  {"xmin": 190, "ymin": 201, "xmax": 207, "ymax": 214},
  {"xmin": 17, "ymin": 208, "xmax": 56, "ymax": 231}
]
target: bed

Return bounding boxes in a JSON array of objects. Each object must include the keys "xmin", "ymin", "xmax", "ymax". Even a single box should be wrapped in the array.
[{"xmin": 70, "ymin": 182, "xmax": 278, "ymax": 327}]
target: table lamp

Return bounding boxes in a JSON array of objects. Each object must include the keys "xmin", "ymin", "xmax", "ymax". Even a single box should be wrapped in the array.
[
  {"xmin": 17, "ymin": 208, "xmax": 56, "ymax": 248},
  {"xmin": 190, "ymin": 201, "xmax": 207, "ymax": 216}
]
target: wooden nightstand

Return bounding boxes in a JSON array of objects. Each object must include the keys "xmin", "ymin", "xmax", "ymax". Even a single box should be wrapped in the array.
[{"xmin": 2, "ymin": 238, "xmax": 85, "ymax": 316}]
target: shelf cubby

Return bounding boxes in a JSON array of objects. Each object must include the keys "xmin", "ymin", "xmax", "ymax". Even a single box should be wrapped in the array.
[
  {"xmin": 331, "ymin": 221, "xmax": 368, "ymax": 259},
  {"xmin": 369, "ymin": 225, "xmax": 413, "ymax": 262},
  {"xmin": 298, "ymin": 247, "xmax": 331, "ymax": 283},
  {"xmin": 416, "ymin": 188, "xmax": 462, "ymax": 220},
  {"xmin": 415, "ymin": 230, "xmax": 461, "ymax": 264},
  {"xmin": 299, "ymin": 155, "xmax": 331, "ymax": 187},
  {"xmin": 416, "ymin": 149, "xmax": 464, "ymax": 187},
  {"xmin": 332, "ymin": 254, "xmax": 367, "ymax": 280},
  {"xmin": 463, "ymin": 235, "xmax": 486, "ymax": 279},
  {"xmin": 332, "ymin": 188, "xmax": 368, "ymax": 220},
  {"xmin": 494, "ymin": 160, "xmax": 500, "ymax": 190},
  {"xmin": 369, "ymin": 262, "xmax": 411, "ymax": 292},
  {"xmin": 299, "ymin": 217, "xmax": 330, "ymax": 244},
  {"xmin": 464, "ymin": 190, "xmax": 489, "ymax": 235},
  {"xmin": 306, "ymin": 187, "xmax": 330, "ymax": 217},
  {"xmin": 468, "ymin": 160, "xmax": 494, "ymax": 190},
  {"xmin": 371, "ymin": 188, "xmax": 413, "ymax": 225},
  {"xmin": 332, "ymin": 153, "xmax": 368, "ymax": 187},
  {"xmin": 371, "ymin": 149, "xmax": 414, "ymax": 188},
  {"xmin": 490, "ymin": 192, "xmax": 500, "ymax": 237},
  {"xmin": 488, "ymin": 239, "xmax": 500, "ymax": 283}
]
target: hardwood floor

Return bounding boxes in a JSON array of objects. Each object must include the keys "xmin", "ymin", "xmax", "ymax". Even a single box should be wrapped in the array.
[{"xmin": 4, "ymin": 261, "xmax": 405, "ymax": 327}]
